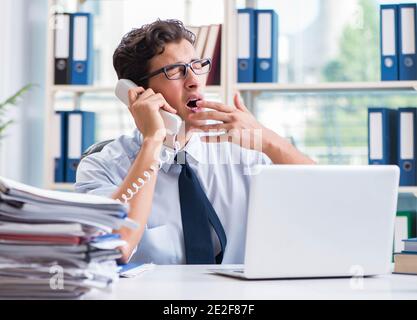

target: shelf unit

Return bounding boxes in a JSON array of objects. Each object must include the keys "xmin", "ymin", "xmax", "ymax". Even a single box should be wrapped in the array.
[
  {"xmin": 43, "ymin": 0, "xmax": 237, "ymax": 191},
  {"xmin": 399, "ymin": 187, "xmax": 417, "ymax": 197},
  {"xmin": 52, "ymin": 84, "xmax": 225, "ymax": 94},
  {"xmin": 235, "ymin": 81, "xmax": 417, "ymax": 94},
  {"xmin": 43, "ymin": 0, "xmax": 417, "ymax": 192}
]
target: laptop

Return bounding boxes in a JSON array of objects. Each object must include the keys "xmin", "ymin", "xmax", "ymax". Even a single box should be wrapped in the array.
[{"xmin": 213, "ymin": 165, "xmax": 400, "ymax": 280}]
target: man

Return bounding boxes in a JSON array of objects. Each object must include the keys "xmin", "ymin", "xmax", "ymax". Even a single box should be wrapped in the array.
[{"xmin": 75, "ymin": 19, "xmax": 314, "ymax": 264}]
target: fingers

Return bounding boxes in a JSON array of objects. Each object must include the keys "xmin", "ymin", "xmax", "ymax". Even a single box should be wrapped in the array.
[
  {"xmin": 132, "ymin": 88, "xmax": 177, "ymax": 114},
  {"xmin": 146, "ymin": 93, "xmax": 177, "ymax": 114},
  {"xmin": 233, "ymin": 92, "xmax": 248, "ymax": 112},
  {"xmin": 196, "ymin": 100, "xmax": 236, "ymax": 113},
  {"xmin": 190, "ymin": 123, "xmax": 232, "ymax": 133},
  {"xmin": 160, "ymin": 103, "xmax": 178, "ymax": 114},
  {"xmin": 128, "ymin": 87, "xmax": 145, "ymax": 107},
  {"xmin": 188, "ymin": 111, "xmax": 230, "ymax": 123},
  {"xmin": 138, "ymin": 88, "xmax": 156, "ymax": 101}
]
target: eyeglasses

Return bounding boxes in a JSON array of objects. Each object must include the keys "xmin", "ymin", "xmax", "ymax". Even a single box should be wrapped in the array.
[{"xmin": 138, "ymin": 58, "xmax": 212, "ymax": 82}]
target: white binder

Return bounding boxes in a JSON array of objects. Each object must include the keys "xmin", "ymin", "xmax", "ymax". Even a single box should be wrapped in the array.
[
  {"xmin": 195, "ymin": 25, "xmax": 209, "ymax": 59},
  {"xmin": 54, "ymin": 13, "xmax": 70, "ymax": 84},
  {"xmin": 369, "ymin": 112, "xmax": 383, "ymax": 161},
  {"xmin": 67, "ymin": 113, "xmax": 82, "ymax": 160}
]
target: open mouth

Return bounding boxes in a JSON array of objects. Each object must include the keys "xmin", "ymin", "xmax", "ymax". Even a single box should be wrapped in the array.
[
  {"xmin": 186, "ymin": 98, "xmax": 203, "ymax": 112},
  {"xmin": 187, "ymin": 99, "xmax": 199, "ymax": 108}
]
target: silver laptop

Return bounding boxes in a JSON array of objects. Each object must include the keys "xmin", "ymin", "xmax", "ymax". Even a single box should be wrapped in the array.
[{"xmin": 214, "ymin": 165, "xmax": 400, "ymax": 279}]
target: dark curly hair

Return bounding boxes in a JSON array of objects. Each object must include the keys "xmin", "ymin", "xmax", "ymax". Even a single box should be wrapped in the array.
[{"xmin": 113, "ymin": 19, "xmax": 196, "ymax": 88}]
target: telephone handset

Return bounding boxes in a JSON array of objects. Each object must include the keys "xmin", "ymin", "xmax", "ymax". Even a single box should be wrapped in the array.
[
  {"xmin": 115, "ymin": 79, "xmax": 181, "ymax": 204},
  {"xmin": 115, "ymin": 79, "xmax": 182, "ymax": 151}
]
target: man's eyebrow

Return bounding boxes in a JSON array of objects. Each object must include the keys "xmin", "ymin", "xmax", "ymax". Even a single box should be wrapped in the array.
[{"xmin": 173, "ymin": 58, "xmax": 200, "ymax": 64}]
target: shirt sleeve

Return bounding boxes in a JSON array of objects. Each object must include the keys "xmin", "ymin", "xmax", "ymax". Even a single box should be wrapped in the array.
[
  {"xmin": 74, "ymin": 154, "xmax": 121, "ymax": 197},
  {"xmin": 260, "ymin": 152, "xmax": 273, "ymax": 165},
  {"xmin": 238, "ymin": 147, "xmax": 273, "ymax": 177},
  {"xmin": 75, "ymin": 133, "xmax": 140, "ymax": 198}
]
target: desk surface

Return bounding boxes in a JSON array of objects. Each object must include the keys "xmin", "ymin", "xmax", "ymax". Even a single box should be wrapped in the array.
[{"xmin": 89, "ymin": 265, "xmax": 417, "ymax": 300}]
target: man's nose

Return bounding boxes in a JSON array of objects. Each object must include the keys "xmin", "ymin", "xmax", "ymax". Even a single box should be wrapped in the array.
[{"xmin": 185, "ymin": 69, "xmax": 202, "ymax": 89}]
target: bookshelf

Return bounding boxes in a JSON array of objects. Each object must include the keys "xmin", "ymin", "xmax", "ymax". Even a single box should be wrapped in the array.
[
  {"xmin": 44, "ymin": 0, "xmax": 237, "ymax": 191},
  {"xmin": 235, "ymin": 81, "xmax": 417, "ymax": 94},
  {"xmin": 43, "ymin": 0, "xmax": 417, "ymax": 192},
  {"xmin": 52, "ymin": 85, "xmax": 114, "ymax": 93},
  {"xmin": 52, "ymin": 84, "xmax": 225, "ymax": 94},
  {"xmin": 399, "ymin": 187, "xmax": 417, "ymax": 197}
]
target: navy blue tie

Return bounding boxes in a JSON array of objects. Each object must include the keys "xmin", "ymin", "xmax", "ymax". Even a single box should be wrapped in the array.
[{"xmin": 177, "ymin": 153, "xmax": 227, "ymax": 264}]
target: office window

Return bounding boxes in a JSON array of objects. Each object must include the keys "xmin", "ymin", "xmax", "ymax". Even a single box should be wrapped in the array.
[
  {"xmin": 251, "ymin": 0, "xmax": 417, "ymax": 164},
  {"xmin": 253, "ymin": 0, "xmax": 381, "ymax": 83},
  {"xmin": 253, "ymin": 0, "xmax": 416, "ymax": 83},
  {"xmin": 255, "ymin": 92, "xmax": 417, "ymax": 164}
]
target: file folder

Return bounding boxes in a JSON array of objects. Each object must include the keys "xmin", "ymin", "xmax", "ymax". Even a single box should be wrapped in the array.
[
  {"xmin": 380, "ymin": 5, "xmax": 399, "ymax": 81},
  {"xmin": 399, "ymin": 4, "xmax": 417, "ymax": 80},
  {"xmin": 70, "ymin": 13, "xmax": 93, "ymax": 85},
  {"xmin": 255, "ymin": 9, "xmax": 278, "ymax": 83},
  {"xmin": 398, "ymin": 108, "xmax": 417, "ymax": 186},
  {"xmin": 53, "ymin": 111, "xmax": 67, "ymax": 183},
  {"xmin": 187, "ymin": 26, "xmax": 200, "ymax": 42},
  {"xmin": 54, "ymin": 13, "xmax": 71, "ymax": 84},
  {"xmin": 205, "ymin": 24, "xmax": 222, "ymax": 85},
  {"xmin": 368, "ymin": 108, "xmax": 398, "ymax": 165},
  {"xmin": 237, "ymin": 9, "xmax": 256, "ymax": 83},
  {"xmin": 194, "ymin": 25, "xmax": 209, "ymax": 59},
  {"xmin": 66, "ymin": 111, "xmax": 95, "ymax": 183}
]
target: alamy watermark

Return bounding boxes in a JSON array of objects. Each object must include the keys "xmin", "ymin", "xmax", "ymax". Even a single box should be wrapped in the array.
[
  {"xmin": 153, "ymin": 126, "xmax": 267, "ymax": 175},
  {"xmin": 120, "ymin": 126, "xmax": 267, "ymax": 203},
  {"xmin": 49, "ymin": 264, "xmax": 64, "ymax": 290},
  {"xmin": 349, "ymin": 265, "xmax": 365, "ymax": 291}
]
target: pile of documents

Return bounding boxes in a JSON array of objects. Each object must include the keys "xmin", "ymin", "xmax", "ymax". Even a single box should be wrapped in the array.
[
  {"xmin": 394, "ymin": 238, "xmax": 417, "ymax": 275},
  {"xmin": 0, "ymin": 176, "xmax": 137, "ymax": 299}
]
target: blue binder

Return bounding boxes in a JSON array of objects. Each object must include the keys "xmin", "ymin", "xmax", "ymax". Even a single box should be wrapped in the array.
[
  {"xmin": 398, "ymin": 108, "xmax": 417, "ymax": 186},
  {"xmin": 368, "ymin": 108, "xmax": 398, "ymax": 165},
  {"xmin": 70, "ymin": 13, "xmax": 93, "ymax": 85},
  {"xmin": 398, "ymin": 4, "xmax": 417, "ymax": 80},
  {"xmin": 65, "ymin": 111, "xmax": 96, "ymax": 183},
  {"xmin": 255, "ymin": 9, "xmax": 278, "ymax": 83},
  {"xmin": 53, "ymin": 111, "xmax": 67, "ymax": 183},
  {"xmin": 237, "ymin": 8, "xmax": 256, "ymax": 83},
  {"xmin": 380, "ymin": 5, "xmax": 399, "ymax": 81}
]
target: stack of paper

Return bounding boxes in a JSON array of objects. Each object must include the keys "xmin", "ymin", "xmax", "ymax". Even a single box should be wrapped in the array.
[
  {"xmin": 0, "ymin": 176, "xmax": 137, "ymax": 299},
  {"xmin": 394, "ymin": 238, "xmax": 417, "ymax": 275}
]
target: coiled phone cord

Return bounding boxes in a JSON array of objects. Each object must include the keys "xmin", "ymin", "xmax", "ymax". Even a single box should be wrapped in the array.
[{"xmin": 120, "ymin": 141, "xmax": 181, "ymax": 204}]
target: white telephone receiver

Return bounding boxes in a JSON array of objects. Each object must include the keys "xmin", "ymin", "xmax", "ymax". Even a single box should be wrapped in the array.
[{"xmin": 115, "ymin": 79, "xmax": 182, "ymax": 150}]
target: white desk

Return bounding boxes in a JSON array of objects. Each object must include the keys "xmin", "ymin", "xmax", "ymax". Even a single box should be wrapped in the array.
[{"xmin": 90, "ymin": 265, "xmax": 417, "ymax": 300}]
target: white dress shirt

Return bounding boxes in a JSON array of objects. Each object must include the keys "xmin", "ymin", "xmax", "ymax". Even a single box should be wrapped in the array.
[{"xmin": 75, "ymin": 129, "xmax": 271, "ymax": 264}]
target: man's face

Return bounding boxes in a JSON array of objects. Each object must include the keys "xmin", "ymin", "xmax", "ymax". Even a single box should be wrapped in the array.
[{"xmin": 147, "ymin": 39, "xmax": 205, "ymax": 125}]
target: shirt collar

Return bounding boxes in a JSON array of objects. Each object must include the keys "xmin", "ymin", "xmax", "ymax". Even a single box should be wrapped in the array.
[
  {"xmin": 133, "ymin": 129, "xmax": 203, "ymax": 173},
  {"xmin": 160, "ymin": 133, "xmax": 204, "ymax": 173}
]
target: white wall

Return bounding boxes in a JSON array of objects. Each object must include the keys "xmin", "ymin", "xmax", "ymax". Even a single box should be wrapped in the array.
[{"xmin": 0, "ymin": 0, "xmax": 47, "ymax": 186}]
